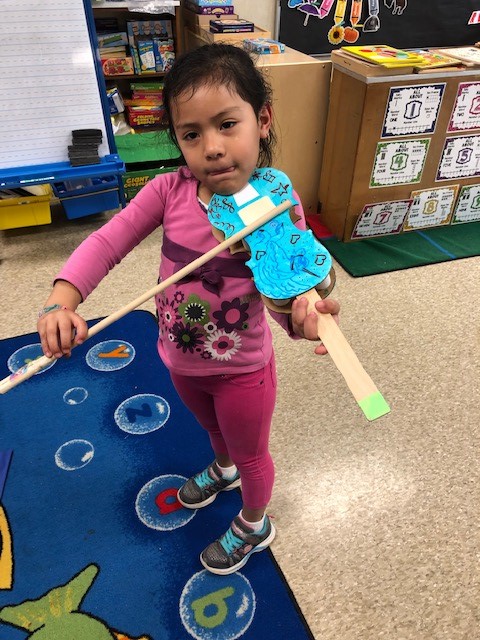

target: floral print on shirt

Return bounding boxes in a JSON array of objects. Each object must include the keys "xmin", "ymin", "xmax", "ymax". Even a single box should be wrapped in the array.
[{"xmin": 157, "ymin": 291, "xmax": 250, "ymax": 362}]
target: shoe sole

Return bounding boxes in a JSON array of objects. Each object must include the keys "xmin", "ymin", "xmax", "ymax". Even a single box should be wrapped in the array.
[
  {"xmin": 177, "ymin": 477, "xmax": 241, "ymax": 510},
  {"xmin": 200, "ymin": 522, "xmax": 276, "ymax": 575}
]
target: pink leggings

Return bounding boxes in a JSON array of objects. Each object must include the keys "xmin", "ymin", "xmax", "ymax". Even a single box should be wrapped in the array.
[{"xmin": 170, "ymin": 355, "xmax": 277, "ymax": 510}]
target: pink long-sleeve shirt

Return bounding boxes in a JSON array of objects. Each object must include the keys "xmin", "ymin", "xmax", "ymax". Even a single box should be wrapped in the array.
[{"xmin": 57, "ymin": 167, "xmax": 305, "ymax": 376}]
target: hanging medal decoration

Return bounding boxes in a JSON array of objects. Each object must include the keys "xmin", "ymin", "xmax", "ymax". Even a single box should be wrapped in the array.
[
  {"xmin": 403, "ymin": 186, "xmax": 459, "ymax": 231},
  {"xmin": 287, "ymin": 0, "xmax": 408, "ymax": 46}
]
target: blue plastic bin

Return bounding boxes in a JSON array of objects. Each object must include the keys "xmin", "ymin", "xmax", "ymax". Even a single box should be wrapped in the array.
[{"xmin": 52, "ymin": 175, "xmax": 121, "ymax": 219}]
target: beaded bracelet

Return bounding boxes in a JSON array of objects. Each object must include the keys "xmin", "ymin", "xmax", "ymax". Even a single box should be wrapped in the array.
[{"xmin": 38, "ymin": 304, "xmax": 70, "ymax": 318}]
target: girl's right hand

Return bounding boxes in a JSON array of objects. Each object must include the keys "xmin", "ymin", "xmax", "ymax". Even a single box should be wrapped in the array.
[{"xmin": 38, "ymin": 308, "xmax": 88, "ymax": 359}]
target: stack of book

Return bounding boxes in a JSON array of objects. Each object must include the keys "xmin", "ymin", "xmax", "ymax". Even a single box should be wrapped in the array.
[
  {"xmin": 97, "ymin": 31, "xmax": 134, "ymax": 76},
  {"xmin": 185, "ymin": 0, "xmax": 235, "ymax": 15},
  {"xmin": 97, "ymin": 31, "xmax": 128, "ymax": 56},
  {"xmin": 433, "ymin": 46, "xmax": 480, "ymax": 67},
  {"xmin": 124, "ymin": 82, "xmax": 165, "ymax": 128},
  {"xmin": 412, "ymin": 49, "xmax": 465, "ymax": 72},
  {"xmin": 127, "ymin": 20, "xmax": 175, "ymax": 75},
  {"xmin": 209, "ymin": 18, "xmax": 254, "ymax": 34},
  {"xmin": 342, "ymin": 45, "xmax": 425, "ymax": 68}
]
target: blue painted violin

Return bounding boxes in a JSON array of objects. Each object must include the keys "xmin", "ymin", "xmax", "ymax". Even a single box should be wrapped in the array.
[{"xmin": 208, "ymin": 168, "xmax": 334, "ymax": 310}]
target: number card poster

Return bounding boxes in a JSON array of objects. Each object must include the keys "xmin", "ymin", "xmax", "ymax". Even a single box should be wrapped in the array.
[
  {"xmin": 452, "ymin": 183, "xmax": 480, "ymax": 223},
  {"xmin": 448, "ymin": 82, "xmax": 480, "ymax": 132},
  {"xmin": 371, "ymin": 139, "xmax": 430, "ymax": 187},
  {"xmin": 404, "ymin": 185, "xmax": 459, "ymax": 231},
  {"xmin": 382, "ymin": 84, "xmax": 445, "ymax": 138},
  {"xmin": 437, "ymin": 135, "xmax": 480, "ymax": 180},
  {"xmin": 352, "ymin": 199, "xmax": 412, "ymax": 239}
]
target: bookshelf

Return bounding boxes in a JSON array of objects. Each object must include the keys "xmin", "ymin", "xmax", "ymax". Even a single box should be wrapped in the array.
[
  {"xmin": 91, "ymin": 3, "xmax": 184, "ymax": 128},
  {"xmin": 92, "ymin": 3, "xmax": 183, "ymax": 80},
  {"xmin": 90, "ymin": 2, "xmax": 183, "ymax": 199}
]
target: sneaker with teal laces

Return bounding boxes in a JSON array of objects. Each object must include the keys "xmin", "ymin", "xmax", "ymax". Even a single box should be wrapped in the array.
[
  {"xmin": 200, "ymin": 515, "xmax": 276, "ymax": 575},
  {"xmin": 177, "ymin": 461, "xmax": 241, "ymax": 509}
]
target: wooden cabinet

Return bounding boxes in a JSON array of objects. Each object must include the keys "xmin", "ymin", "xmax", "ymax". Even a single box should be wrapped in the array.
[
  {"xmin": 257, "ymin": 49, "xmax": 331, "ymax": 215},
  {"xmin": 319, "ymin": 50, "xmax": 480, "ymax": 241}
]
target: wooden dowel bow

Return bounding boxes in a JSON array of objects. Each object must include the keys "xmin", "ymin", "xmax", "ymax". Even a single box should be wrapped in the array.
[{"xmin": 0, "ymin": 198, "xmax": 292, "ymax": 395}]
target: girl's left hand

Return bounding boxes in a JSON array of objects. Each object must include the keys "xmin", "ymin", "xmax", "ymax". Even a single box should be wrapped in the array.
[{"xmin": 291, "ymin": 297, "xmax": 340, "ymax": 356}]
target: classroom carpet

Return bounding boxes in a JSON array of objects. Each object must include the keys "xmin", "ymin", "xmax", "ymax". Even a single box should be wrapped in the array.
[
  {"xmin": 316, "ymin": 221, "xmax": 480, "ymax": 277},
  {"xmin": 0, "ymin": 310, "xmax": 313, "ymax": 640}
]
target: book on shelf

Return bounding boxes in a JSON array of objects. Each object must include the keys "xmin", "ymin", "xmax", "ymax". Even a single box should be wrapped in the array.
[
  {"xmin": 434, "ymin": 47, "xmax": 480, "ymax": 66},
  {"xmin": 342, "ymin": 45, "xmax": 425, "ymax": 68},
  {"xmin": 130, "ymin": 82, "xmax": 164, "ymax": 105},
  {"xmin": 209, "ymin": 19, "xmax": 254, "ymax": 33},
  {"xmin": 126, "ymin": 105, "xmax": 165, "ymax": 127},
  {"xmin": 411, "ymin": 49, "xmax": 465, "ymax": 70},
  {"xmin": 97, "ymin": 31, "xmax": 128, "ymax": 48},
  {"xmin": 100, "ymin": 45, "xmax": 127, "ymax": 59},
  {"xmin": 102, "ymin": 57, "xmax": 134, "ymax": 76},
  {"xmin": 188, "ymin": 0, "xmax": 234, "ymax": 7},
  {"xmin": 126, "ymin": 20, "xmax": 175, "ymax": 75},
  {"xmin": 184, "ymin": 1, "xmax": 236, "ymax": 15}
]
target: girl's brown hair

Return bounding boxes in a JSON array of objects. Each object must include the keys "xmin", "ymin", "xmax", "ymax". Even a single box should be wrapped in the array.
[{"xmin": 163, "ymin": 43, "xmax": 276, "ymax": 167}]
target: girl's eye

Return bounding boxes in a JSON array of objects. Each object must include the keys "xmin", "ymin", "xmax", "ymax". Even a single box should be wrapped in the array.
[
  {"xmin": 221, "ymin": 121, "xmax": 236, "ymax": 130},
  {"xmin": 183, "ymin": 132, "xmax": 198, "ymax": 141}
]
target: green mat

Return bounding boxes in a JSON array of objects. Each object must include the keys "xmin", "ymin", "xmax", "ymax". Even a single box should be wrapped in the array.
[{"xmin": 321, "ymin": 222, "xmax": 480, "ymax": 277}]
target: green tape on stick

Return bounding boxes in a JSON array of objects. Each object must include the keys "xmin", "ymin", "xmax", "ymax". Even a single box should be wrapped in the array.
[{"xmin": 359, "ymin": 392, "xmax": 391, "ymax": 421}]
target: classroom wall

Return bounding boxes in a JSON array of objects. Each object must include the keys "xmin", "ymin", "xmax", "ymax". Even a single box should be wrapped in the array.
[{"xmin": 233, "ymin": 0, "xmax": 277, "ymax": 35}]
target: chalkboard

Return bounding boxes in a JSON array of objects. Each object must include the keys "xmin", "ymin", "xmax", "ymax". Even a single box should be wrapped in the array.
[
  {"xmin": 0, "ymin": 0, "xmax": 120, "ymax": 187},
  {"xmin": 279, "ymin": 1, "xmax": 480, "ymax": 56}
]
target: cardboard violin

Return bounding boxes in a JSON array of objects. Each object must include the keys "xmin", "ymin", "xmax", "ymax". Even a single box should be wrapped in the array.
[{"xmin": 208, "ymin": 168, "xmax": 390, "ymax": 421}]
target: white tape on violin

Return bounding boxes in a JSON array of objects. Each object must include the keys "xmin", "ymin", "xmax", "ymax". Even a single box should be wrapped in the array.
[
  {"xmin": 238, "ymin": 197, "xmax": 275, "ymax": 226},
  {"xmin": 208, "ymin": 167, "xmax": 390, "ymax": 422}
]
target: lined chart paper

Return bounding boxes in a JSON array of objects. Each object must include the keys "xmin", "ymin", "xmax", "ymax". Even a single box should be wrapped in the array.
[{"xmin": 0, "ymin": 1, "xmax": 109, "ymax": 171}]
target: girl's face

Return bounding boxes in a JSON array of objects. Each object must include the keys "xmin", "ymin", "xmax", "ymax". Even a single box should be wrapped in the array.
[{"xmin": 171, "ymin": 84, "xmax": 272, "ymax": 203}]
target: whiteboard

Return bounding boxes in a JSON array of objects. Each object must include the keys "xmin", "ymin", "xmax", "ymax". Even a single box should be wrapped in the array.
[{"xmin": 0, "ymin": 0, "xmax": 110, "ymax": 171}]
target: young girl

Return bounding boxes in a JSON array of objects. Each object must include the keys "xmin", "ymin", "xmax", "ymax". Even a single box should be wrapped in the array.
[{"xmin": 37, "ymin": 44, "xmax": 340, "ymax": 575}]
